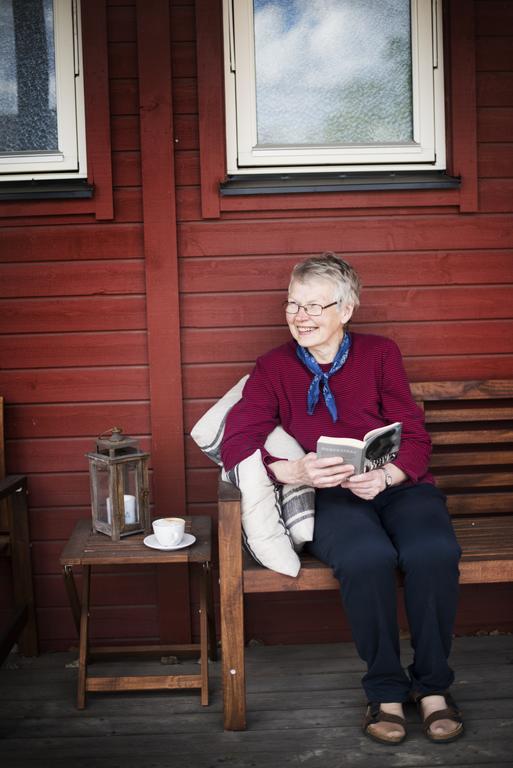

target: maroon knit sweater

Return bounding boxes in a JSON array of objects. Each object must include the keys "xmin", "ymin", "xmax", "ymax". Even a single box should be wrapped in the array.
[{"xmin": 221, "ymin": 333, "xmax": 433, "ymax": 484}]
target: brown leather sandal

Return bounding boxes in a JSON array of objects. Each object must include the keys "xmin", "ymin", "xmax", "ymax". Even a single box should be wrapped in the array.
[
  {"xmin": 414, "ymin": 691, "xmax": 464, "ymax": 743},
  {"xmin": 362, "ymin": 702, "xmax": 407, "ymax": 745}
]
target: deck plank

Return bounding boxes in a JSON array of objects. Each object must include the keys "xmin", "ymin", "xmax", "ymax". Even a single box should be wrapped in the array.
[{"xmin": 1, "ymin": 636, "xmax": 513, "ymax": 767}]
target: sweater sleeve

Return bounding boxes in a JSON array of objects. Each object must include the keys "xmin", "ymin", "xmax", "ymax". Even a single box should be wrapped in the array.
[
  {"xmin": 221, "ymin": 357, "xmax": 286, "ymax": 472},
  {"xmin": 379, "ymin": 340, "xmax": 432, "ymax": 482}
]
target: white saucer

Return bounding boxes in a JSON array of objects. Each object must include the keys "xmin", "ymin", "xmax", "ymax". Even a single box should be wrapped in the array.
[{"xmin": 143, "ymin": 533, "xmax": 196, "ymax": 551}]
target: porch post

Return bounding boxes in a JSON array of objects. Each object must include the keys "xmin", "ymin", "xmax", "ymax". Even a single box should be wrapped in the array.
[{"xmin": 136, "ymin": 0, "xmax": 189, "ymax": 643}]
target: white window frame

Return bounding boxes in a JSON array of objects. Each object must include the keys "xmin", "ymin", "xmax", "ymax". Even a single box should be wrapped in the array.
[
  {"xmin": 0, "ymin": 0, "xmax": 87, "ymax": 180},
  {"xmin": 223, "ymin": 0, "xmax": 445, "ymax": 174}
]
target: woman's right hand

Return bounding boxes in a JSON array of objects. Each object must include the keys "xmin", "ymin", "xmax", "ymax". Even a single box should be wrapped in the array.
[{"xmin": 269, "ymin": 454, "xmax": 354, "ymax": 488}]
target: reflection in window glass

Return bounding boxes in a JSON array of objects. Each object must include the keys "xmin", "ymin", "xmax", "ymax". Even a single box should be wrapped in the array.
[
  {"xmin": 0, "ymin": 0, "xmax": 17, "ymax": 114},
  {"xmin": 0, "ymin": 0, "xmax": 58, "ymax": 153},
  {"xmin": 253, "ymin": 0, "xmax": 412, "ymax": 146}
]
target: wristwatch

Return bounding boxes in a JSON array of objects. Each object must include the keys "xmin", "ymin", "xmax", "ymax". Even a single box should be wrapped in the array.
[{"xmin": 381, "ymin": 468, "xmax": 393, "ymax": 489}]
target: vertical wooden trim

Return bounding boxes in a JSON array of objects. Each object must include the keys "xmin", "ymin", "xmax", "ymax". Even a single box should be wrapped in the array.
[
  {"xmin": 136, "ymin": 0, "xmax": 190, "ymax": 643},
  {"xmin": 449, "ymin": 0, "xmax": 478, "ymax": 212},
  {"xmin": 195, "ymin": 0, "xmax": 224, "ymax": 219},
  {"xmin": 81, "ymin": 0, "xmax": 114, "ymax": 220},
  {"xmin": 136, "ymin": 0, "xmax": 186, "ymax": 514}
]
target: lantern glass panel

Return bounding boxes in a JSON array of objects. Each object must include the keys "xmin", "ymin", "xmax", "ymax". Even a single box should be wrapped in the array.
[
  {"xmin": 122, "ymin": 461, "xmax": 140, "ymax": 526},
  {"xmin": 94, "ymin": 462, "xmax": 111, "ymax": 524}
]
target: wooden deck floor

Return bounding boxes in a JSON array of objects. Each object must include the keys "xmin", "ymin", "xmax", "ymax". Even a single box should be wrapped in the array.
[{"xmin": 1, "ymin": 635, "xmax": 512, "ymax": 768}]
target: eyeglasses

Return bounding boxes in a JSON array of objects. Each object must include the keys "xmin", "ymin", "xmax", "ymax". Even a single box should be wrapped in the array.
[{"xmin": 283, "ymin": 300, "xmax": 339, "ymax": 317}]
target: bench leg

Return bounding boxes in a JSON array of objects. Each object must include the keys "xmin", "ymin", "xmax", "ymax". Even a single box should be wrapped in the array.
[{"xmin": 219, "ymin": 499, "xmax": 246, "ymax": 730}]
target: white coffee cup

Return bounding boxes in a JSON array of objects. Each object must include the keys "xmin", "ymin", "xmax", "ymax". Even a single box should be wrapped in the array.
[
  {"xmin": 152, "ymin": 517, "xmax": 185, "ymax": 547},
  {"xmin": 106, "ymin": 495, "xmax": 137, "ymax": 525}
]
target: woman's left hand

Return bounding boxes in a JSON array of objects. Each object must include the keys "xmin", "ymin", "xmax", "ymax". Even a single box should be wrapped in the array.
[{"xmin": 341, "ymin": 469, "xmax": 385, "ymax": 500}]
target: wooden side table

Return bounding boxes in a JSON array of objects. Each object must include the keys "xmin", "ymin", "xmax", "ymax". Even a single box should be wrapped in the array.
[{"xmin": 60, "ymin": 517, "xmax": 216, "ymax": 709}]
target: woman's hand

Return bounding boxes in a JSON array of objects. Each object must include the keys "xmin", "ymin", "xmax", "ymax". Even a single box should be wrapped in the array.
[
  {"xmin": 341, "ymin": 468, "xmax": 386, "ymax": 500},
  {"xmin": 269, "ymin": 454, "xmax": 354, "ymax": 488},
  {"xmin": 342, "ymin": 464, "xmax": 407, "ymax": 500}
]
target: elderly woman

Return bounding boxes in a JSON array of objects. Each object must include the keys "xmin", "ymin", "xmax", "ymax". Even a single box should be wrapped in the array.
[{"xmin": 221, "ymin": 253, "xmax": 464, "ymax": 745}]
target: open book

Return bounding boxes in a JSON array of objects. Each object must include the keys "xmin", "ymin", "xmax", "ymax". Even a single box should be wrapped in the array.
[{"xmin": 316, "ymin": 422, "xmax": 402, "ymax": 474}]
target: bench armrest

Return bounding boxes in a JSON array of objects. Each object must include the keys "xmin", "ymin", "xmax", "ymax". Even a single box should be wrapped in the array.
[
  {"xmin": 218, "ymin": 475, "xmax": 242, "ymax": 554},
  {"xmin": 219, "ymin": 477, "xmax": 242, "ymax": 502}
]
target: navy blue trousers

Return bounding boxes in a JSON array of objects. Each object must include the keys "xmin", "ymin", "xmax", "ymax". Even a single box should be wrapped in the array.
[{"xmin": 305, "ymin": 483, "xmax": 461, "ymax": 703}]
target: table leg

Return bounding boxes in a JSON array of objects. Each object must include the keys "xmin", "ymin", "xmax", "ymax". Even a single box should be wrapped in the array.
[
  {"xmin": 199, "ymin": 563, "xmax": 209, "ymax": 706},
  {"xmin": 204, "ymin": 561, "xmax": 217, "ymax": 662},
  {"xmin": 62, "ymin": 565, "xmax": 81, "ymax": 637},
  {"xmin": 77, "ymin": 565, "xmax": 91, "ymax": 710}
]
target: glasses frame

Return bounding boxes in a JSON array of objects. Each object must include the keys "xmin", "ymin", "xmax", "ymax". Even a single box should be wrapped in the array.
[{"xmin": 283, "ymin": 300, "xmax": 339, "ymax": 317}]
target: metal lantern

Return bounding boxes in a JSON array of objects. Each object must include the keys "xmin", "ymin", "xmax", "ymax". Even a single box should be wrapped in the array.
[{"xmin": 86, "ymin": 428, "xmax": 151, "ymax": 541}]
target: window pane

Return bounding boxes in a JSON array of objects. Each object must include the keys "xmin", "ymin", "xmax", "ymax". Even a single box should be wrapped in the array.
[
  {"xmin": 0, "ymin": 0, "xmax": 58, "ymax": 153},
  {"xmin": 253, "ymin": 0, "xmax": 413, "ymax": 147}
]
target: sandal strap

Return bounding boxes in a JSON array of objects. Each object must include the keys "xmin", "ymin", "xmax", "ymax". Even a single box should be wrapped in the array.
[
  {"xmin": 414, "ymin": 692, "xmax": 463, "ymax": 733},
  {"xmin": 413, "ymin": 690, "xmax": 460, "ymax": 711},
  {"xmin": 422, "ymin": 706, "xmax": 463, "ymax": 732},
  {"xmin": 364, "ymin": 702, "xmax": 406, "ymax": 728}
]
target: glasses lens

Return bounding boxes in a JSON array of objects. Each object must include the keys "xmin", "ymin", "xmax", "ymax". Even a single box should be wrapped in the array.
[
  {"xmin": 284, "ymin": 301, "xmax": 299, "ymax": 314},
  {"xmin": 306, "ymin": 304, "xmax": 323, "ymax": 316}
]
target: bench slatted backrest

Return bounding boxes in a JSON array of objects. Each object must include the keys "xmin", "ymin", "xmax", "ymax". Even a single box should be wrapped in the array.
[
  {"xmin": 236, "ymin": 379, "xmax": 513, "ymax": 592},
  {"xmin": 411, "ymin": 380, "xmax": 513, "ymax": 519}
]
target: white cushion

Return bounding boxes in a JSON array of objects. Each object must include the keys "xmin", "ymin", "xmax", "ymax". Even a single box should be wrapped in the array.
[
  {"xmin": 223, "ymin": 451, "xmax": 301, "ymax": 577},
  {"xmin": 190, "ymin": 376, "xmax": 249, "ymax": 466},
  {"xmin": 190, "ymin": 377, "xmax": 315, "ymax": 575}
]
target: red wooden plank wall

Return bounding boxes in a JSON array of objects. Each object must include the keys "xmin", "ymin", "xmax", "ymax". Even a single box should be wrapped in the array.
[
  {"xmin": 0, "ymin": 1, "xmax": 156, "ymax": 652},
  {"xmin": 1, "ymin": 0, "xmax": 512, "ymax": 652},
  {"xmin": 178, "ymin": 0, "xmax": 513, "ymax": 640}
]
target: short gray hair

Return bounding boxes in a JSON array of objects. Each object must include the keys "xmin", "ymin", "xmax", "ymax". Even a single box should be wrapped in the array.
[{"xmin": 289, "ymin": 252, "xmax": 361, "ymax": 310}]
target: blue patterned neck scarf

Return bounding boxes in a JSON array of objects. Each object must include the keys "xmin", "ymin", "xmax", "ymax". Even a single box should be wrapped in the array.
[{"xmin": 295, "ymin": 333, "xmax": 352, "ymax": 423}]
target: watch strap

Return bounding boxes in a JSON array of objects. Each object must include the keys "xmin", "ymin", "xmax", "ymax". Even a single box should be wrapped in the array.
[{"xmin": 381, "ymin": 468, "xmax": 393, "ymax": 488}]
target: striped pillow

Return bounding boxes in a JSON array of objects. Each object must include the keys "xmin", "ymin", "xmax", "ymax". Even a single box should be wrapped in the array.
[
  {"xmin": 190, "ymin": 378, "xmax": 315, "ymax": 572},
  {"xmin": 263, "ymin": 426, "xmax": 315, "ymax": 549},
  {"xmin": 190, "ymin": 376, "xmax": 249, "ymax": 466}
]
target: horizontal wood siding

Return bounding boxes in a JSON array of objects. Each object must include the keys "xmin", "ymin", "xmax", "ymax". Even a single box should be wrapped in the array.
[
  {"xmin": 178, "ymin": 0, "xmax": 513, "ymax": 640},
  {"xmin": 1, "ymin": 0, "xmax": 512, "ymax": 652},
  {"xmin": 0, "ymin": 0, "xmax": 157, "ymax": 653}
]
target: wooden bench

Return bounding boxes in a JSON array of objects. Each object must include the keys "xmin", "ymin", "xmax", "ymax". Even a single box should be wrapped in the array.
[{"xmin": 218, "ymin": 379, "xmax": 513, "ymax": 730}]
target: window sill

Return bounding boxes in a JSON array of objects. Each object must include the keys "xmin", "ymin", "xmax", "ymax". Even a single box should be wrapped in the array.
[
  {"xmin": 0, "ymin": 179, "xmax": 94, "ymax": 201},
  {"xmin": 220, "ymin": 171, "xmax": 460, "ymax": 196}
]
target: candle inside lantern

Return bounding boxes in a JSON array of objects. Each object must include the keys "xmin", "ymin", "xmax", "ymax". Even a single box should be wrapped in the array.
[{"xmin": 106, "ymin": 494, "xmax": 137, "ymax": 524}]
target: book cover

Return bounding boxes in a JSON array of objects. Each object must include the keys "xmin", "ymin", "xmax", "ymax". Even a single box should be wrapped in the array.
[{"xmin": 316, "ymin": 422, "xmax": 402, "ymax": 474}]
